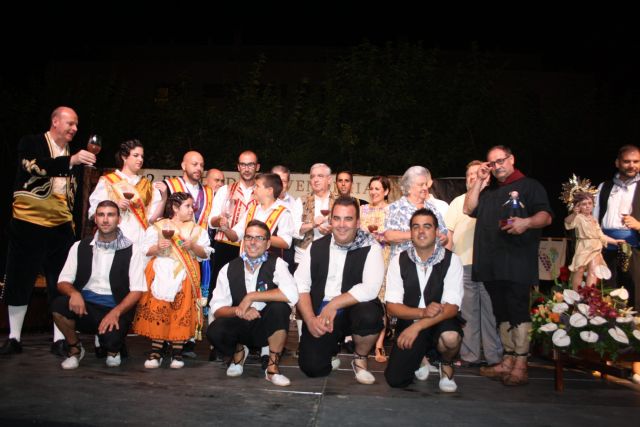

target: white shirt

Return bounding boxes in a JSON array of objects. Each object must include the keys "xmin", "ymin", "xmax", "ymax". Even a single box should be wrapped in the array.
[
  {"xmin": 232, "ymin": 200, "xmax": 295, "ymax": 248},
  {"xmin": 385, "ymin": 252, "xmax": 464, "ymax": 308},
  {"xmin": 58, "ymin": 238, "xmax": 147, "ymax": 296},
  {"xmin": 280, "ymin": 192, "xmax": 304, "ymax": 240},
  {"xmin": 49, "ymin": 134, "xmax": 69, "ymax": 195},
  {"xmin": 88, "ymin": 170, "xmax": 163, "ymax": 245},
  {"xmin": 294, "ymin": 237, "xmax": 384, "ymax": 303},
  {"xmin": 209, "ymin": 257, "xmax": 299, "ymax": 318},
  {"xmin": 209, "ymin": 182, "xmax": 256, "ymax": 226},
  {"xmin": 594, "ymin": 181, "xmax": 636, "ymax": 230}
]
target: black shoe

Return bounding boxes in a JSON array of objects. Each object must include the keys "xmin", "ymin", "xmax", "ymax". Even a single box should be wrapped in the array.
[
  {"xmin": 342, "ymin": 340, "xmax": 355, "ymax": 354},
  {"xmin": 50, "ymin": 339, "xmax": 68, "ymax": 357},
  {"xmin": 182, "ymin": 340, "xmax": 197, "ymax": 359},
  {"xmin": 261, "ymin": 354, "xmax": 269, "ymax": 370},
  {"xmin": 208, "ymin": 347, "xmax": 224, "ymax": 362},
  {"xmin": 0, "ymin": 338, "xmax": 23, "ymax": 355},
  {"xmin": 95, "ymin": 345, "xmax": 107, "ymax": 359}
]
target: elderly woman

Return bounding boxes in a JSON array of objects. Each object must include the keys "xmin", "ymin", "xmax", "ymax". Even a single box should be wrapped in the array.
[{"xmin": 384, "ymin": 166, "xmax": 448, "ymax": 259}]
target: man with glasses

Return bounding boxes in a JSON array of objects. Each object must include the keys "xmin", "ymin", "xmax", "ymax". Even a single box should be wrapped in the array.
[
  {"xmin": 207, "ymin": 220, "xmax": 298, "ymax": 387},
  {"xmin": 463, "ymin": 145, "xmax": 552, "ymax": 386},
  {"xmin": 209, "ymin": 151, "xmax": 260, "ymax": 295}
]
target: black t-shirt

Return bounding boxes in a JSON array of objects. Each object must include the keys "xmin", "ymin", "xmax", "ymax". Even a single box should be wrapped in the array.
[{"xmin": 471, "ymin": 177, "xmax": 553, "ymax": 284}]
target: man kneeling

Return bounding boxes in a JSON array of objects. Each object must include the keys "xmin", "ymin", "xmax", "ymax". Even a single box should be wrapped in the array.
[
  {"xmin": 384, "ymin": 208, "xmax": 464, "ymax": 392},
  {"xmin": 207, "ymin": 220, "xmax": 299, "ymax": 386},
  {"xmin": 51, "ymin": 201, "xmax": 145, "ymax": 369}
]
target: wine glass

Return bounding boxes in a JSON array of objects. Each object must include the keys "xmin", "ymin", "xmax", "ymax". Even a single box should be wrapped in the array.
[
  {"xmin": 320, "ymin": 208, "xmax": 330, "ymax": 226},
  {"xmin": 122, "ymin": 191, "xmax": 135, "ymax": 200},
  {"xmin": 161, "ymin": 222, "xmax": 175, "ymax": 256},
  {"xmin": 86, "ymin": 134, "xmax": 102, "ymax": 168},
  {"xmin": 222, "ymin": 198, "xmax": 236, "ymax": 228}
]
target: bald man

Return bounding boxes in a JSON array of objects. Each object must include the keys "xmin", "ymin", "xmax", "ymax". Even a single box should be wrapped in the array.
[
  {"xmin": 1, "ymin": 106, "xmax": 96, "ymax": 356},
  {"xmin": 157, "ymin": 151, "xmax": 215, "ymax": 358},
  {"xmin": 205, "ymin": 169, "xmax": 225, "ymax": 195}
]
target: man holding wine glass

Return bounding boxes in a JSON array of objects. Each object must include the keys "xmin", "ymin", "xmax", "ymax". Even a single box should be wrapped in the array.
[
  {"xmin": 294, "ymin": 163, "xmax": 335, "ymax": 264},
  {"xmin": 1, "ymin": 106, "xmax": 97, "ymax": 356}
]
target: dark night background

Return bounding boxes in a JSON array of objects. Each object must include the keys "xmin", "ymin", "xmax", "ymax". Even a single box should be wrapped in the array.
[{"xmin": 1, "ymin": 6, "xmax": 639, "ymax": 273}]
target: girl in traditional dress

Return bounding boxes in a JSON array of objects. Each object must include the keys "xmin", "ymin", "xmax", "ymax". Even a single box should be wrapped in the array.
[
  {"xmin": 88, "ymin": 139, "xmax": 164, "ymax": 245},
  {"xmin": 133, "ymin": 192, "xmax": 212, "ymax": 369},
  {"xmin": 359, "ymin": 176, "xmax": 391, "ymax": 362},
  {"xmin": 565, "ymin": 191, "xmax": 624, "ymax": 290}
]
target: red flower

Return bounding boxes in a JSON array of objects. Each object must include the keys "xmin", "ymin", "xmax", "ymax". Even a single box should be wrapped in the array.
[{"xmin": 558, "ymin": 266, "xmax": 570, "ymax": 283}]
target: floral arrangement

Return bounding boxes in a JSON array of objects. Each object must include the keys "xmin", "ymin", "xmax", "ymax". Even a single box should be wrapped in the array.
[{"xmin": 531, "ymin": 267, "xmax": 640, "ymax": 359}]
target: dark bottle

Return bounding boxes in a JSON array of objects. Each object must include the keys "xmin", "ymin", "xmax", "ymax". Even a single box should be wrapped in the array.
[{"xmin": 499, "ymin": 191, "xmax": 524, "ymax": 227}]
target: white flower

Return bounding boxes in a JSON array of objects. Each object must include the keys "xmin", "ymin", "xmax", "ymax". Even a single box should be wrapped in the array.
[
  {"xmin": 579, "ymin": 331, "xmax": 599, "ymax": 343},
  {"xmin": 569, "ymin": 313, "xmax": 588, "ymax": 328},
  {"xmin": 608, "ymin": 326, "xmax": 629, "ymax": 344},
  {"xmin": 562, "ymin": 289, "xmax": 581, "ymax": 305},
  {"xmin": 594, "ymin": 264, "xmax": 612, "ymax": 280},
  {"xmin": 615, "ymin": 316, "xmax": 634, "ymax": 324},
  {"xmin": 539, "ymin": 322, "xmax": 558, "ymax": 332},
  {"xmin": 552, "ymin": 303, "xmax": 569, "ymax": 313},
  {"xmin": 577, "ymin": 303, "xmax": 591, "ymax": 317},
  {"xmin": 633, "ymin": 330, "xmax": 640, "ymax": 341},
  {"xmin": 552, "ymin": 329, "xmax": 571, "ymax": 347},
  {"xmin": 610, "ymin": 287, "xmax": 629, "ymax": 301},
  {"xmin": 589, "ymin": 316, "xmax": 607, "ymax": 326}
]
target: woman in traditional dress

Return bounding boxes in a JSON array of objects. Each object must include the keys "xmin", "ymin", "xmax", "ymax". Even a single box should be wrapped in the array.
[
  {"xmin": 133, "ymin": 192, "xmax": 212, "ymax": 369},
  {"xmin": 359, "ymin": 176, "xmax": 391, "ymax": 362},
  {"xmin": 88, "ymin": 139, "xmax": 164, "ymax": 245}
]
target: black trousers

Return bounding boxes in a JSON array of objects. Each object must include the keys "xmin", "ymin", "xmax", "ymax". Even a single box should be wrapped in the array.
[
  {"xmin": 3, "ymin": 219, "xmax": 75, "ymax": 306},
  {"xmin": 385, "ymin": 317, "xmax": 462, "ymax": 388},
  {"xmin": 206, "ymin": 302, "xmax": 291, "ymax": 356},
  {"xmin": 50, "ymin": 296, "xmax": 132, "ymax": 353},
  {"xmin": 298, "ymin": 300, "xmax": 384, "ymax": 378},
  {"xmin": 207, "ymin": 241, "xmax": 240, "ymax": 302},
  {"xmin": 484, "ymin": 280, "xmax": 531, "ymax": 326}
]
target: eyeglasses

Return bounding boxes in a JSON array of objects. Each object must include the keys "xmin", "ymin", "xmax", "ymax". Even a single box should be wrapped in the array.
[
  {"xmin": 238, "ymin": 162, "xmax": 257, "ymax": 169},
  {"xmin": 487, "ymin": 155, "xmax": 512, "ymax": 168},
  {"xmin": 243, "ymin": 234, "xmax": 267, "ymax": 242},
  {"xmin": 210, "ymin": 178, "xmax": 224, "ymax": 182}
]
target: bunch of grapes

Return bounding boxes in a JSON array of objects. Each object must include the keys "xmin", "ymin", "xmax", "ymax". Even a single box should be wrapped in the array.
[
  {"xmin": 539, "ymin": 253, "xmax": 552, "ymax": 272},
  {"xmin": 617, "ymin": 244, "xmax": 631, "ymax": 272}
]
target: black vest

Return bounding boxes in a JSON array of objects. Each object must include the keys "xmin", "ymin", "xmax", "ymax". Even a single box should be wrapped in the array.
[
  {"xmin": 395, "ymin": 249, "xmax": 453, "ymax": 333},
  {"xmin": 227, "ymin": 254, "xmax": 278, "ymax": 306},
  {"xmin": 309, "ymin": 234, "xmax": 371, "ymax": 314},
  {"xmin": 598, "ymin": 179, "xmax": 640, "ymax": 224},
  {"xmin": 75, "ymin": 238, "xmax": 134, "ymax": 318}
]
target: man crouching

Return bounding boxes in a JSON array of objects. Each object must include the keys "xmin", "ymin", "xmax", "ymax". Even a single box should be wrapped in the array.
[{"xmin": 51, "ymin": 200, "xmax": 145, "ymax": 369}]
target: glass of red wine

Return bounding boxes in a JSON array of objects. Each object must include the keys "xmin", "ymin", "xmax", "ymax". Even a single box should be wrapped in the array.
[
  {"xmin": 86, "ymin": 134, "xmax": 102, "ymax": 168},
  {"xmin": 122, "ymin": 191, "xmax": 135, "ymax": 200},
  {"xmin": 320, "ymin": 208, "xmax": 330, "ymax": 225},
  {"xmin": 367, "ymin": 224, "xmax": 379, "ymax": 233},
  {"xmin": 161, "ymin": 222, "xmax": 175, "ymax": 256}
]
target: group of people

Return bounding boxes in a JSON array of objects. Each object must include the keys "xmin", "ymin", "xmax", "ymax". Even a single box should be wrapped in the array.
[{"xmin": 2, "ymin": 105, "xmax": 639, "ymax": 390}]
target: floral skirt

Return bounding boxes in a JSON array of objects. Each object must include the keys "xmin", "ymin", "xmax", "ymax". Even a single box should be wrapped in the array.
[{"xmin": 132, "ymin": 259, "xmax": 200, "ymax": 341}]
